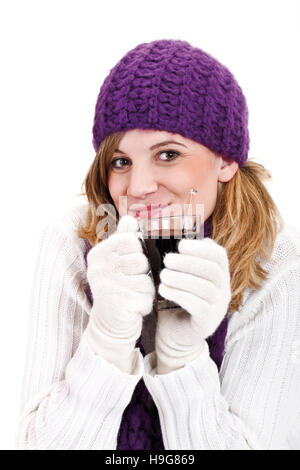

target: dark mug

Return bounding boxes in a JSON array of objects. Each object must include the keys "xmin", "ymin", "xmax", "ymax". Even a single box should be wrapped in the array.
[
  {"xmin": 138, "ymin": 235, "xmax": 183, "ymax": 317},
  {"xmin": 137, "ymin": 211, "xmax": 204, "ymax": 316}
]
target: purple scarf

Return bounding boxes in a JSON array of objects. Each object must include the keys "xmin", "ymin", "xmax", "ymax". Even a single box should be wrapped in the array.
[{"xmin": 83, "ymin": 216, "xmax": 229, "ymax": 450}]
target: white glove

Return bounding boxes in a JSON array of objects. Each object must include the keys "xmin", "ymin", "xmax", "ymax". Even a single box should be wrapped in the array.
[
  {"xmin": 155, "ymin": 237, "xmax": 231, "ymax": 374},
  {"xmin": 83, "ymin": 215, "xmax": 155, "ymax": 374}
]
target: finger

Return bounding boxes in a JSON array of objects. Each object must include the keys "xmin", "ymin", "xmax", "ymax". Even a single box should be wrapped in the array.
[
  {"xmin": 106, "ymin": 231, "xmax": 143, "ymax": 256},
  {"xmin": 163, "ymin": 252, "xmax": 224, "ymax": 285},
  {"xmin": 89, "ymin": 232, "xmax": 143, "ymax": 260},
  {"xmin": 126, "ymin": 291, "xmax": 155, "ymax": 317},
  {"xmin": 122, "ymin": 273, "xmax": 155, "ymax": 296},
  {"xmin": 118, "ymin": 252, "xmax": 150, "ymax": 275},
  {"xmin": 111, "ymin": 215, "xmax": 142, "ymax": 255},
  {"xmin": 117, "ymin": 215, "xmax": 140, "ymax": 233},
  {"xmin": 158, "ymin": 283, "xmax": 208, "ymax": 317},
  {"xmin": 160, "ymin": 268, "xmax": 216, "ymax": 302},
  {"xmin": 177, "ymin": 238, "xmax": 229, "ymax": 271}
]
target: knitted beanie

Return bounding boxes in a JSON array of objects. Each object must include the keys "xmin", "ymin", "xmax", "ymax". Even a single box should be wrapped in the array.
[{"xmin": 92, "ymin": 39, "xmax": 249, "ymax": 167}]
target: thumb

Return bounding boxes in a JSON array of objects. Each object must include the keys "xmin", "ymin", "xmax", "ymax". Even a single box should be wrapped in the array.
[{"xmin": 117, "ymin": 214, "xmax": 140, "ymax": 234}]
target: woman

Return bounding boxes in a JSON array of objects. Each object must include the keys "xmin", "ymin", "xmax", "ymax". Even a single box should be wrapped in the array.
[{"xmin": 16, "ymin": 39, "xmax": 300, "ymax": 450}]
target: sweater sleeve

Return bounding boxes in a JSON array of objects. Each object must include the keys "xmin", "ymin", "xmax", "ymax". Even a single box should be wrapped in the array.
[
  {"xmin": 143, "ymin": 259, "xmax": 300, "ymax": 450},
  {"xmin": 15, "ymin": 222, "xmax": 144, "ymax": 450}
]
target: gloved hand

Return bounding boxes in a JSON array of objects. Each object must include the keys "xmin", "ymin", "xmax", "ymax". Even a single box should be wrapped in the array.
[
  {"xmin": 83, "ymin": 215, "xmax": 155, "ymax": 374},
  {"xmin": 155, "ymin": 237, "xmax": 231, "ymax": 375}
]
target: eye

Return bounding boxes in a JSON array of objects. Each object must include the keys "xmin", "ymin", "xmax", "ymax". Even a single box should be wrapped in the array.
[
  {"xmin": 158, "ymin": 150, "xmax": 180, "ymax": 161},
  {"xmin": 110, "ymin": 157, "xmax": 130, "ymax": 169},
  {"xmin": 109, "ymin": 149, "xmax": 180, "ymax": 171}
]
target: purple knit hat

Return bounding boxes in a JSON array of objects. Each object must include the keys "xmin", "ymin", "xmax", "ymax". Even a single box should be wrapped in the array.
[{"xmin": 92, "ymin": 39, "xmax": 249, "ymax": 167}]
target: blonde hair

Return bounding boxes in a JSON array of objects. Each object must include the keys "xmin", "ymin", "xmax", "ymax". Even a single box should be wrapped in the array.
[{"xmin": 77, "ymin": 131, "xmax": 285, "ymax": 314}]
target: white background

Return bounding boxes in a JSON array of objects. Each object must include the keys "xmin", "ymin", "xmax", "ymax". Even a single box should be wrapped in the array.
[{"xmin": 0, "ymin": 0, "xmax": 299, "ymax": 449}]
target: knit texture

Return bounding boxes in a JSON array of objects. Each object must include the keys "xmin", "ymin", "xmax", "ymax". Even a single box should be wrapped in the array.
[
  {"xmin": 16, "ymin": 203, "xmax": 300, "ymax": 449},
  {"xmin": 92, "ymin": 39, "xmax": 249, "ymax": 166},
  {"xmin": 83, "ymin": 214, "xmax": 229, "ymax": 450}
]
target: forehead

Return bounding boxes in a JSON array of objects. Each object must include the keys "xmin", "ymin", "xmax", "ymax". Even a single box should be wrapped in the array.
[{"xmin": 119, "ymin": 128, "xmax": 195, "ymax": 148}]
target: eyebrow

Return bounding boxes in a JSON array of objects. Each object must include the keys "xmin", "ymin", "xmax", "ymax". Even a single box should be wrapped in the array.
[{"xmin": 114, "ymin": 140, "xmax": 187, "ymax": 154}]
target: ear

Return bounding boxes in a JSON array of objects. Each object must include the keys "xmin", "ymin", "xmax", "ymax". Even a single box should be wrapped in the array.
[{"xmin": 217, "ymin": 156, "xmax": 239, "ymax": 183}]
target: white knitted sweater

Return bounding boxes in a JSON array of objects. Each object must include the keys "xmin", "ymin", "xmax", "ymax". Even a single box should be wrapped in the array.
[{"xmin": 16, "ymin": 202, "xmax": 300, "ymax": 450}]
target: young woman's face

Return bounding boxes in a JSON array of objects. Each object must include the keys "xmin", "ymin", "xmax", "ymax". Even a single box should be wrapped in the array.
[{"xmin": 107, "ymin": 128, "xmax": 238, "ymax": 225}]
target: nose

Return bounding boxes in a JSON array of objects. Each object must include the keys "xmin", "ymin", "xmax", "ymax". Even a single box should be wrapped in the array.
[{"xmin": 126, "ymin": 165, "xmax": 158, "ymax": 199}]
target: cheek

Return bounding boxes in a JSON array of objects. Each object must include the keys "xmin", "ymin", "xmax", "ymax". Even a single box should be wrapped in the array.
[
  {"xmin": 176, "ymin": 158, "xmax": 215, "ymax": 193},
  {"xmin": 190, "ymin": 157, "xmax": 212, "ymax": 179},
  {"xmin": 177, "ymin": 158, "xmax": 218, "ymax": 214},
  {"xmin": 107, "ymin": 174, "xmax": 123, "ymax": 208}
]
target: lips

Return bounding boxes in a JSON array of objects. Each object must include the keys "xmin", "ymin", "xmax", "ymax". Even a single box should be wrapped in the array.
[{"xmin": 130, "ymin": 203, "xmax": 169, "ymax": 218}]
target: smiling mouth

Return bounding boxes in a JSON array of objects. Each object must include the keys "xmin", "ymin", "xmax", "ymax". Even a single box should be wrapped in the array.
[
  {"xmin": 132, "ymin": 204, "xmax": 169, "ymax": 218},
  {"xmin": 129, "ymin": 202, "xmax": 168, "ymax": 211}
]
